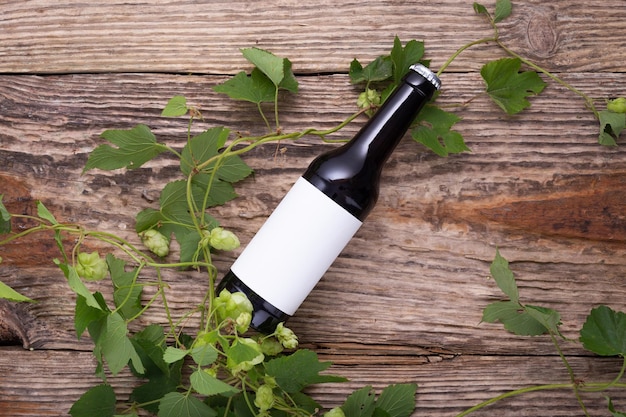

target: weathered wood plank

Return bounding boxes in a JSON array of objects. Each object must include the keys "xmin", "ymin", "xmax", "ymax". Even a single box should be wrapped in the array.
[
  {"xmin": 1, "ymin": 1, "xmax": 625, "ymax": 74},
  {"xmin": 0, "ymin": 347, "xmax": 623, "ymax": 417}
]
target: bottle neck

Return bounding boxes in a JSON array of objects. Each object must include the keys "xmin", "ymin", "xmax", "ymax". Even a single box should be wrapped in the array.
[
  {"xmin": 302, "ymin": 66, "xmax": 439, "ymax": 220},
  {"xmin": 349, "ymin": 70, "xmax": 436, "ymax": 168}
]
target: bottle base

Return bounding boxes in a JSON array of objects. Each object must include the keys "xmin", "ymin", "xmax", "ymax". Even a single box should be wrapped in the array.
[{"xmin": 217, "ymin": 270, "xmax": 290, "ymax": 334}]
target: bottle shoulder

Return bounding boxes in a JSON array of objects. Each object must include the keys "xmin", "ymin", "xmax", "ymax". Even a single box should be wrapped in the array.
[{"xmin": 302, "ymin": 148, "xmax": 380, "ymax": 220}]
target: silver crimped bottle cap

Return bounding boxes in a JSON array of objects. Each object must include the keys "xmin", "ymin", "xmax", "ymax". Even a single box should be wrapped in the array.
[{"xmin": 410, "ymin": 63, "xmax": 441, "ymax": 90}]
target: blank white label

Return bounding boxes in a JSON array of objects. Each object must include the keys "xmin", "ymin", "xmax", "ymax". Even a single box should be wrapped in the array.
[{"xmin": 231, "ymin": 177, "xmax": 363, "ymax": 315}]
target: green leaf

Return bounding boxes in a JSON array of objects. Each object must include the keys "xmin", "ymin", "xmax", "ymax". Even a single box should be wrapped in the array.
[
  {"xmin": 131, "ymin": 331, "xmax": 183, "ymax": 414},
  {"xmin": 180, "ymin": 127, "xmax": 229, "ymax": 176},
  {"xmin": 607, "ymin": 396, "xmax": 626, "ymax": 417},
  {"xmin": 0, "ymin": 195, "xmax": 11, "ymax": 234},
  {"xmin": 349, "ymin": 56, "xmax": 393, "ymax": 85},
  {"xmin": 412, "ymin": 104, "xmax": 469, "ymax": 157},
  {"xmin": 99, "ymin": 312, "xmax": 145, "ymax": 375},
  {"xmin": 342, "ymin": 386, "xmax": 377, "ymax": 417},
  {"xmin": 135, "ymin": 180, "xmax": 205, "ymax": 242},
  {"xmin": 481, "ymin": 58, "xmax": 546, "ymax": 114},
  {"xmin": 241, "ymin": 47, "xmax": 298, "ymax": 93},
  {"xmin": 213, "ymin": 155, "xmax": 253, "ymax": 183},
  {"xmin": 390, "ymin": 36, "xmax": 425, "ymax": 85},
  {"xmin": 107, "ymin": 255, "xmax": 142, "ymax": 320},
  {"xmin": 75, "ymin": 293, "xmax": 108, "ymax": 338},
  {"xmin": 525, "ymin": 304, "xmax": 561, "ymax": 335},
  {"xmin": 161, "ymin": 96, "xmax": 188, "ymax": 117},
  {"xmin": 489, "ymin": 249, "xmax": 519, "ymax": 303},
  {"xmin": 192, "ymin": 174, "xmax": 238, "ymax": 207},
  {"xmin": 482, "ymin": 300, "xmax": 552, "ymax": 336},
  {"xmin": 36, "ymin": 201, "xmax": 57, "ymax": 224},
  {"xmin": 375, "ymin": 383, "xmax": 418, "ymax": 417},
  {"xmin": 163, "ymin": 346, "xmax": 189, "ymax": 363},
  {"xmin": 213, "ymin": 70, "xmax": 275, "ymax": 105},
  {"xmin": 158, "ymin": 392, "xmax": 216, "ymax": 417},
  {"xmin": 190, "ymin": 344, "xmax": 218, "ymax": 367},
  {"xmin": 494, "ymin": 0, "xmax": 513, "ymax": 22},
  {"xmin": 265, "ymin": 349, "xmax": 347, "ymax": 393},
  {"xmin": 69, "ymin": 384, "xmax": 116, "ymax": 417},
  {"xmin": 55, "ymin": 259, "xmax": 103, "ymax": 310},
  {"xmin": 183, "ymin": 128, "xmax": 227, "ymax": 173},
  {"xmin": 473, "ymin": 2, "xmax": 490, "ymax": 18},
  {"xmin": 131, "ymin": 325, "xmax": 170, "ymax": 376},
  {"xmin": 598, "ymin": 110, "xmax": 625, "ymax": 146},
  {"xmin": 84, "ymin": 124, "xmax": 168, "ymax": 172},
  {"xmin": 190, "ymin": 369, "xmax": 239, "ymax": 396},
  {"xmin": 277, "ymin": 58, "xmax": 299, "ymax": 93},
  {"xmin": 580, "ymin": 305, "xmax": 626, "ymax": 356},
  {"xmin": 0, "ymin": 280, "xmax": 34, "ymax": 302},
  {"xmin": 289, "ymin": 392, "xmax": 323, "ymax": 415}
]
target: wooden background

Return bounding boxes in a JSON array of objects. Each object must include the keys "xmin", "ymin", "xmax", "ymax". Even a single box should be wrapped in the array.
[{"xmin": 1, "ymin": 0, "xmax": 626, "ymax": 415}]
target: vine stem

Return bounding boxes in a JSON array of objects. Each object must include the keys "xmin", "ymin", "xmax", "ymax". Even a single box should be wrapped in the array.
[
  {"xmin": 549, "ymin": 331, "xmax": 590, "ymax": 416},
  {"xmin": 436, "ymin": 12, "xmax": 600, "ymax": 120},
  {"xmin": 455, "ymin": 382, "xmax": 626, "ymax": 417},
  {"xmin": 436, "ymin": 36, "xmax": 496, "ymax": 76}
]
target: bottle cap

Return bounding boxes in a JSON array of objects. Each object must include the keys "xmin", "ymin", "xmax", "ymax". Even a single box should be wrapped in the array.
[{"xmin": 410, "ymin": 64, "xmax": 441, "ymax": 91}]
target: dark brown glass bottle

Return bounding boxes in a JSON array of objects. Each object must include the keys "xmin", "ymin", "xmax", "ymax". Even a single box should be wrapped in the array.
[{"xmin": 218, "ymin": 64, "xmax": 441, "ymax": 333}]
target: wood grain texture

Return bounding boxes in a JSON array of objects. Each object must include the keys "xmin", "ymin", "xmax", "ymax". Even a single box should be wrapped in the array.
[
  {"xmin": 1, "ymin": 0, "xmax": 626, "ymax": 416},
  {"xmin": 1, "ymin": 0, "xmax": 626, "ymax": 74}
]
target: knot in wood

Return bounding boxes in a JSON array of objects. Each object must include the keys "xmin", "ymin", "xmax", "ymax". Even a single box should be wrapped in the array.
[{"xmin": 526, "ymin": 10, "xmax": 560, "ymax": 58}]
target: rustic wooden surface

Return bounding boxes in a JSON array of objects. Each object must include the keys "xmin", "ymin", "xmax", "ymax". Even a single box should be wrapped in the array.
[{"xmin": 1, "ymin": 0, "xmax": 626, "ymax": 416}]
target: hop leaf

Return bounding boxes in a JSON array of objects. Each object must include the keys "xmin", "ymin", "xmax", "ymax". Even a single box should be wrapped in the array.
[
  {"xmin": 157, "ymin": 392, "xmax": 215, "ymax": 417},
  {"xmin": 161, "ymin": 96, "xmax": 189, "ymax": 117},
  {"xmin": 213, "ymin": 69, "xmax": 276, "ymax": 105},
  {"xmin": 0, "ymin": 194, "xmax": 11, "ymax": 234},
  {"xmin": 84, "ymin": 124, "xmax": 169, "ymax": 172},
  {"xmin": 481, "ymin": 57, "xmax": 546, "ymax": 114},
  {"xmin": 69, "ymin": 384, "xmax": 116, "ymax": 417},
  {"xmin": 349, "ymin": 56, "xmax": 392, "ymax": 85},
  {"xmin": 494, "ymin": 0, "xmax": 513, "ymax": 23},
  {"xmin": 580, "ymin": 305, "xmax": 626, "ymax": 356},
  {"xmin": 598, "ymin": 110, "xmax": 625, "ymax": 146},
  {"xmin": 226, "ymin": 337, "xmax": 264, "ymax": 374},
  {"xmin": 241, "ymin": 47, "xmax": 298, "ymax": 92},
  {"xmin": 264, "ymin": 349, "xmax": 347, "ymax": 393},
  {"xmin": 411, "ymin": 104, "xmax": 470, "ymax": 157},
  {"xmin": 0, "ymin": 280, "xmax": 35, "ymax": 303},
  {"xmin": 390, "ymin": 36, "xmax": 425, "ymax": 85},
  {"xmin": 482, "ymin": 250, "xmax": 561, "ymax": 336}
]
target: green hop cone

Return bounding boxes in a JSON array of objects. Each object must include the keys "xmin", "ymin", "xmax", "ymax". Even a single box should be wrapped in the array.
[
  {"xmin": 140, "ymin": 229, "xmax": 170, "ymax": 257},
  {"xmin": 214, "ymin": 289, "xmax": 253, "ymax": 333},
  {"xmin": 75, "ymin": 251, "xmax": 108, "ymax": 281},
  {"xmin": 254, "ymin": 384, "xmax": 276, "ymax": 412},
  {"xmin": 275, "ymin": 322, "xmax": 298, "ymax": 349},
  {"xmin": 208, "ymin": 227, "xmax": 240, "ymax": 251},
  {"xmin": 357, "ymin": 88, "xmax": 382, "ymax": 109},
  {"xmin": 258, "ymin": 336, "xmax": 284, "ymax": 356},
  {"xmin": 227, "ymin": 337, "xmax": 264, "ymax": 374},
  {"xmin": 607, "ymin": 97, "xmax": 626, "ymax": 114},
  {"xmin": 324, "ymin": 407, "xmax": 346, "ymax": 417}
]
